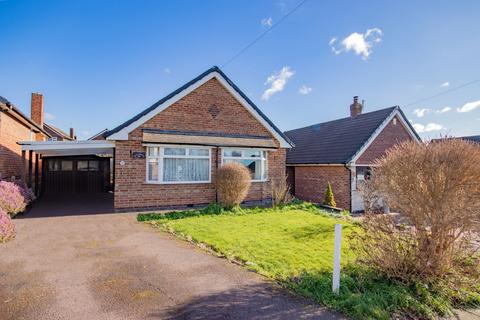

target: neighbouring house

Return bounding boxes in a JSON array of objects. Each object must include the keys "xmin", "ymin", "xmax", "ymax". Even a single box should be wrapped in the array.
[
  {"xmin": 433, "ymin": 135, "xmax": 480, "ymax": 144},
  {"xmin": 0, "ymin": 93, "xmax": 75, "ymax": 190},
  {"xmin": 284, "ymin": 96, "xmax": 420, "ymax": 212},
  {"xmin": 19, "ymin": 67, "xmax": 293, "ymax": 211}
]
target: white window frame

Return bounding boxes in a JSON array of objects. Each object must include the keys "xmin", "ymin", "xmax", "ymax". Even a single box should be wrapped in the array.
[
  {"xmin": 221, "ymin": 148, "xmax": 268, "ymax": 182},
  {"xmin": 145, "ymin": 145, "xmax": 212, "ymax": 184}
]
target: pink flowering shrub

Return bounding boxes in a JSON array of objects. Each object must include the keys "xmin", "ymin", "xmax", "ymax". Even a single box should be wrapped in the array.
[
  {"xmin": 15, "ymin": 181, "xmax": 36, "ymax": 205},
  {"xmin": 0, "ymin": 180, "xmax": 27, "ymax": 217},
  {"xmin": 0, "ymin": 208, "xmax": 15, "ymax": 243}
]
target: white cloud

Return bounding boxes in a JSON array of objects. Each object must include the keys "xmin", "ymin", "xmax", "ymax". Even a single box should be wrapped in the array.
[
  {"xmin": 440, "ymin": 82, "xmax": 450, "ymax": 88},
  {"xmin": 436, "ymin": 107, "xmax": 451, "ymax": 114},
  {"xmin": 412, "ymin": 123, "xmax": 444, "ymax": 133},
  {"xmin": 413, "ymin": 108, "xmax": 431, "ymax": 117},
  {"xmin": 261, "ymin": 66, "xmax": 294, "ymax": 101},
  {"xmin": 456, "ymin": 99, "xmax": 480, "ymax": 113},
  {"xmin": 44, "ymin": 112, "xmax": 55, "ymax": 121},
  {"xmin": 164, "ymin": 68, "xmax": 171, "ymax": 74},
  {"xmin": 329, "ymin": 28, "xmax": 383, "ymax": 60},
  {"xmin": 298, "ymin": 85, "xmax": 312, "ymax": 95},
  {"xmin": 261, "ymin": 17, "xmax": 273, "ymax": 27}
]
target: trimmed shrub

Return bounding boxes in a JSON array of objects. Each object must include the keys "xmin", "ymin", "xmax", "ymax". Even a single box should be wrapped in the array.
[
  {"xmin": 216, "ymin": 162, "xmax": 251, "ymax": 209},
  {"xmin": 0, "ymin": 208, "xmax": 15, "ymax": 243},
  {"xmin": 271, "ymin": 174, "xmax": 294, "ymax": 207},
  {"xmin": 322, "ymin": 182, "xmax": 336, "ymax": 208},
  {"xmin": 0, "ymin": 180, "xmax": 27, "ymax": 217}
]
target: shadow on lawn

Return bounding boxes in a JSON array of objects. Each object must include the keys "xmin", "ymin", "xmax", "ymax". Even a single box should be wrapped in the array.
[{"xmin": 151, "ymin": 282, "xmax": 343, "ymax": 320}]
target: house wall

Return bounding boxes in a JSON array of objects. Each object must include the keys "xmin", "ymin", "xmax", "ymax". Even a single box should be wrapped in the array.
[
  {"xmin": 114, "ymin": 78, "xmax": 286, "ymax": 211},
  {"xmin": 0, "ymin": 112, "xmax": 38, "ymax": 180},
  {"xmin": 292, "ymin": 166, "xmax": 351, "ymax": 210},
  {"xmin": 356, "ymin": 115, "xmax": 413, "ymax": 164}
]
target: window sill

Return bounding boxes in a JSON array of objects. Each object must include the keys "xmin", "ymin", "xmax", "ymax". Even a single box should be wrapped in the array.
[{"xmin": 144, "ymin": 181, "xmax": 212, "ymax": 185}]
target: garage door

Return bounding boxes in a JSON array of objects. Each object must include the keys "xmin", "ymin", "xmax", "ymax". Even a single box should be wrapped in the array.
[{"xmin": 43, "ymin": 157, "xmax": 111, "ymax": 193}]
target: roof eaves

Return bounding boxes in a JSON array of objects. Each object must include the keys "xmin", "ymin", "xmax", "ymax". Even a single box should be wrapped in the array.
[{"xmin": 345, "ymin": 106, "xmax": 399, "ymax": 164}]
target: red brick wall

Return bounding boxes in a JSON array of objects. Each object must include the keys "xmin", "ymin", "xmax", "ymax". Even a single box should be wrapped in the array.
[
  {"xmin": 356, "ymin": 115, "xmax": 413, "ymax": 165},
  {"xmin": 293, "ymin": 166, "xmax": 351, "ymax": 209},
  {"xmin": 114, "ymin": 78, "xmax": 286, "ymax": 211},
  {"xmin": 0, "ymin": 112, "xmax": 41, "ymax": 180}
]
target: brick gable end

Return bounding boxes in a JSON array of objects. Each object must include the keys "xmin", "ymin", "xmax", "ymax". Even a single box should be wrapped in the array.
[{"xmin": 356, "ymin": 115, "xmax": 413, "ymax": 165}]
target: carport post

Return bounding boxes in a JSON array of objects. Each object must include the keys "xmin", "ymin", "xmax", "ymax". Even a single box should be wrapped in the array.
[
  {"xmin": 21, "ymin": 150, "xmax": 26, "ymax": 183},
  {"xmin": 28, "ymin": 150, "xmax": 33, "ymax": 187},
  {"xmin": 35, "ymin": 153, "xmax": 39, "ymax": 196}
]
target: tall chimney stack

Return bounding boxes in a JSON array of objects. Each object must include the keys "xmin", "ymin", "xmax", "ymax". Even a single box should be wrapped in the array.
[
  {"xmin": 350, "ymin": 96, "xmax": 363, "ymax": 118},
  {"xmin": 31, "ymin": 93, "xmax": 44, "ymax": 127},
  {"xmin": 69, "ymin": 127, "xmax": 75, "ymax": 140}
]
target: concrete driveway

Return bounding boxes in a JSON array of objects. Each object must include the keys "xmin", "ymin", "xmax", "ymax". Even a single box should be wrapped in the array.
[{"xmin": 0, "ymin": 201, "xmax": 342, "ymax": 320}]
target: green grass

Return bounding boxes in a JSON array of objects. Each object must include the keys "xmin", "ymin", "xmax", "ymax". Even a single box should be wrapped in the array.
[{"xmin": 138, "ymin": 203, "xmax": 479, "ymax": 319}]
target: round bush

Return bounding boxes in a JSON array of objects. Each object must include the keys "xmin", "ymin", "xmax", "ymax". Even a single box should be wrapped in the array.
[
  {"xmin": 0, "ymin": 208, "xmax": 15, "ymax": 243},
  {"xmin": 0, "ymin": 180, "xmax": 27, "ymax": 217},
  {"xmin": 216, "ymin": 162, "xmax": 251, "ymax": 208}
]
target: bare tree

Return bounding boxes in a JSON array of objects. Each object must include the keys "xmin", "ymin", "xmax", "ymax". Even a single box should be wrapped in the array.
[{"xmin": 353, "ymin": 139, "xmax": 480, "ymax": 289}]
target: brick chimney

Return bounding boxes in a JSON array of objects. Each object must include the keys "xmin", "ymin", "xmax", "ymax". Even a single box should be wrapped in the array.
[
  {"xmin": 69, "ymin": 127, "xmax": 75, "ymax": 140},
  {"xmin": 31, "ymin": 93, "xmax": 44, "ymax": 127},
  {"xmin": 350, "ymin": 96, "xmax": 363, "ymax": 118}
]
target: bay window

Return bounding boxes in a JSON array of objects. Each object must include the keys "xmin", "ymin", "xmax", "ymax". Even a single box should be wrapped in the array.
[
  {"xmin": 222, "ymin": 148, "xmax": 268, "ymax": 181},
  {"xmin": 146, "ymin": 146, "xmax": 211, "ymax": 183}
]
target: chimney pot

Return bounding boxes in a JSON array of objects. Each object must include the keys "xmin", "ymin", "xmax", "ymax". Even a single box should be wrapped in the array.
[
  {"xmin": 31, "ymin": 93, "xmax": 44, "ymax": 127},
  {"xmin": 69, "ymin": 127, "xmax": 75, "ymax": 140},
  {"xmin": 350, "ymin": 96, "xmax": 363, "ymax": 118}
]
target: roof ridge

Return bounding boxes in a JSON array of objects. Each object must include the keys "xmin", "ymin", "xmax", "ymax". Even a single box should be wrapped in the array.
[{"xmin": 285, "ymin": 105, "xmax": 398, "ymax": 134}]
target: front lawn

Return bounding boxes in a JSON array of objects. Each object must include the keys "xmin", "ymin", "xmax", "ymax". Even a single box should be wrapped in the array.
[{"xmin": 138, "ymin": 203, "xmax": 477, "ymax": 319}]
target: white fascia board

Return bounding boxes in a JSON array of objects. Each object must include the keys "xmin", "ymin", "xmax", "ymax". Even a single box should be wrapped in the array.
[
  {"xmin": 106, "ymin": 72, "xmax": 291, "ymax": 148},
  {"xmin": 348, "ymin": 109, "xmax": 420, "ymax": 165},
  {"xmin": 19, "ymin": 140, "xmax": 115, "ymax": 152}
]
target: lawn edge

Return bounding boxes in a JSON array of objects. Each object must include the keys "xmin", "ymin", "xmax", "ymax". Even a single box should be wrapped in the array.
[{"xmin": 144, "ymin": 220, "xmax": 349, "ymax": 319}]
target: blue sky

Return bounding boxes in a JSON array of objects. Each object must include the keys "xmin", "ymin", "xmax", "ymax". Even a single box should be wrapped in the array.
[{"xmin": 1, "ymin": 0, "xmax": 479, "ymax": 140}]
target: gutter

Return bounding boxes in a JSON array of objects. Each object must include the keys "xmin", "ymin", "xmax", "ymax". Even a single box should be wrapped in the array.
[{"xmin": 0, "ymin": 102, "xmax": 51, "ymax": 137}]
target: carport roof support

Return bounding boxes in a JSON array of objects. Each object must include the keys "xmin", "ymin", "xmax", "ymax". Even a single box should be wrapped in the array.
[{"xmin": 18, "ymin": 140, "xmax": 115, "ymax": 156}]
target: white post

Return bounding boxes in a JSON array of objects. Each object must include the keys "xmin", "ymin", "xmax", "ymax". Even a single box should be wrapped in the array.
[{"xmin": 332, "ymin": 223, "xmax": 342, "ymax": 294}]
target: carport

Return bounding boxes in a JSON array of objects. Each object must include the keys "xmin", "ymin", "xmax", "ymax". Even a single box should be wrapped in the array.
[{"xmin": 18, "ymin": 140, "xmax": 115, "ymax": 197}]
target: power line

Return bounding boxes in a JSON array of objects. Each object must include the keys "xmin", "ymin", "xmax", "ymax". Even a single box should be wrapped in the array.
[
  {"xmin": 221, "ymin": 0, "xmax": 308, "ymax": 68},
  {"xmin": 404, "ymin": 79, "xmax": 480, "ymax": 107}
]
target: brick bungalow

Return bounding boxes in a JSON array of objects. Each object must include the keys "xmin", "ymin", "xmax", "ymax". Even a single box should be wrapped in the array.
[
  {"xmin": 284, "ymin": 97, "xmax": 420, "ymax": 212},
  {"xmin": 0, "ymin": 94, "xmax": 75, "ymax": 183},
  {"xmin": 19, "ymin": 67, "xmax": 293, "ymax": 211}
]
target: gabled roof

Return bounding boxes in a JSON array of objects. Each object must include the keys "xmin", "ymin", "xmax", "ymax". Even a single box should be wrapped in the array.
[
  {"xmin": 104, "ymin": 66, "xmax": 293, "ymax": 148},
  {"xmin": 88, "ymin": 128, "xmax": 109, "ymax": 140},
  {"xmin": 285, "ymin": 106, "xmax": 420, "ymax": 165},
  {"xmin": 44, "ymin": 123, "xmax": 74, "ymax": 141},
  {"xmin": 0, "ymin": 95, "xmax": 51, "ymax": 137}
]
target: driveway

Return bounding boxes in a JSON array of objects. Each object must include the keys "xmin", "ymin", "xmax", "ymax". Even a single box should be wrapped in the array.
[{"xmin": 0, "ymin": 202, "xmax": 342, "ymax": 320}]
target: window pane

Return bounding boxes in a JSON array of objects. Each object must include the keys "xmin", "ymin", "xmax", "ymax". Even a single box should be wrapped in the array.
[
  {"xmin": 223, "ymin": 149, "xmax": 242, "ymax": 157},
  {"xmin": 164, "ymin": 148, "xmax": 186, "ymax": 156},
  {"xmin": 61, "ymin": 161, "xmax": 73, "ymax": 171},
  {"xmin": 163, "ymin": 158, "xmax": 209, "ymax": 182},
  {"xmin": 89, "ymin": 161, "xmax": 99, "ymax": 171},
  {"xmin": 78, "ymin": 160, "xmax": 88, "ymax": 171},
  {"xmin": 148, "ymin": 159, "xmax": 159, "ymax": 181},
  {"xmin": 244, "ymin": 150, "xmax": 261, "ymax": 158},
  {"xmin": 148, "ymin": 147, "xmax": 158, "ymax": 157},
  {"xmin": 225, "ymin": 159, "xmax": 262, "ymax": 180},
  {"xmin": 48, "ymin": 160, "xmax": 60, "ymax": 171},
  {"xmin": 189, "ymin": 148, "xmax": 209, "ymax": 156}
]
